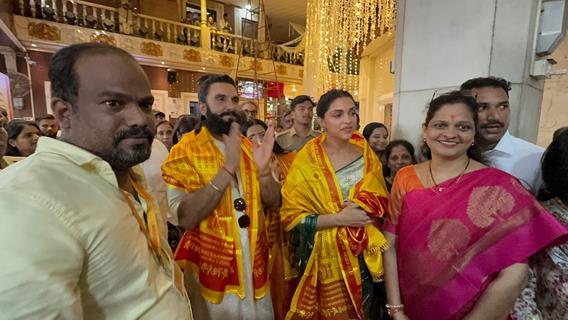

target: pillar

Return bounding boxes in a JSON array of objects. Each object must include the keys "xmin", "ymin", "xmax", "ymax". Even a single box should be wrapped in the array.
[
  {"xmin": 200, "ymin": 0, "xmax": 211, "ymax": 49},
  {"xmin": 392, "ymin": 0, "xmax": 544, "ymax": 145}
]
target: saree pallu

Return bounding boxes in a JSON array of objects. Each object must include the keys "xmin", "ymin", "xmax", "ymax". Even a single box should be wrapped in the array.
[
  {"xmin": 162, "ymin": 127, "xmax": 269, "ymax": 303},
  {"xmin": 266, "ymin": 152, "xmax": 298, "ymax": 320},
  {"xmin": 395, "ymin": 167, "xmax": 568, "ymax": 320},
  {"xmin": 281, "ymin": 132, "xmax": 389, "ymax": 320}
]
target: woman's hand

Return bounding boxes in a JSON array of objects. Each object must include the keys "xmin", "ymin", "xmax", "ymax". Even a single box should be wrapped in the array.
[{"xmin": 336, "ymin": 202, "xmax": 373, "ymax": 227}]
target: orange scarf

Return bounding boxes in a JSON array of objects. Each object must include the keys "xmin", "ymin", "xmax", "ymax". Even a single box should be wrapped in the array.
[
  {"xmin": 281, "ymin": 132, "xmax": 389, "ymax": 319},
  {"xmin": 162, "ymin": 127, "xmax": 269, "ymax": 303}
]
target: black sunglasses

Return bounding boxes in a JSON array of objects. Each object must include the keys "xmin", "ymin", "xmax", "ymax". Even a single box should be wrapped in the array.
[{"xmin": 234, "ymin": 197, "xmax": 250, "ymax": 228}]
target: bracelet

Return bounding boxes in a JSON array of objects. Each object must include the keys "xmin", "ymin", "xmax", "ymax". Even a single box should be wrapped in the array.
[
  {"xmin": 385, "ymin": 304, "xmax": 405, "ymax": 316},
  {"xmin": 209, "ymin": 181, "xmax": 223, "ymax": 193}
]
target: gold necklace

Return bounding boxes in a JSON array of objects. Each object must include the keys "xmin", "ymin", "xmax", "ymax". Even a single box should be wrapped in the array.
[{"xmin": 428, "ymin": 157, "xmax": 471, "ymax": 193}]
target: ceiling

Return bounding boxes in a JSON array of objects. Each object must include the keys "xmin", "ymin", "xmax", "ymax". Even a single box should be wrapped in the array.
[{"xmin": 220, "ymin": 0, "xmax": 307, "ymax": 43}]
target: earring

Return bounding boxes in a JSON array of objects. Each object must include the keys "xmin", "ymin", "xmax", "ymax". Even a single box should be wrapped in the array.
[{"xmin": 471, "ymin": 142, "xmax": 475, "ymax": 146}]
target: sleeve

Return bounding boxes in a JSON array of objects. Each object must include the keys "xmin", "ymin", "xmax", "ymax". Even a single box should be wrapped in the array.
[
  {"xmin": 383, "ymin": 170, "xmax": 406, "ymax": 234},
  {"xmin": 0, "ymin": 192, "xmax": 84, "ymax": 319}
]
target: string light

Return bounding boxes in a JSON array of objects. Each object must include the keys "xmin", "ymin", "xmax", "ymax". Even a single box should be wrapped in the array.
[{"xmin": 304, "ymin": 0, "xmax": 396, "ymax": 96}]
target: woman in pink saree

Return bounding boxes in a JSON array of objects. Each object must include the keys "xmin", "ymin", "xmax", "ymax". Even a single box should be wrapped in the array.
[{"xmin": 382, "ymin": 91, "xmax": 568, "ymax": 320}]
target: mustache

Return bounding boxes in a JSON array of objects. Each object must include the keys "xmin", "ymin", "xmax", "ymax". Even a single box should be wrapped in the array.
[
  {"xmin": 113, "ymin": 126, "xmax": 154, "ymax": 143},
  {"xmin": 481, "ymin": 121, "xmax": 504, "ymax": 128}
]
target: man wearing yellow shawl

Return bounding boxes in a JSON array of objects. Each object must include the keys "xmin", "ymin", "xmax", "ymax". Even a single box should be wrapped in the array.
[
  {"xmin": 162, "ymin": 75, "xmax": 281, "ymax": 320},
  {"xmin": 281, "ymin": 90, "xmax": 390, "ymax": 320}
]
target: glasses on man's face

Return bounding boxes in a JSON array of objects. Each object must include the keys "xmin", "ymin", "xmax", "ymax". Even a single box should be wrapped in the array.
[{"xmin": 234, "ymin": 197, "xmax": 250, "ymax": 228}]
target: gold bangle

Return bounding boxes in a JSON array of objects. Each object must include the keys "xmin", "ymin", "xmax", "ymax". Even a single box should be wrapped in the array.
[{"xmin": 209, "ymin": 181, "xmax": 222, "ymax": 193}]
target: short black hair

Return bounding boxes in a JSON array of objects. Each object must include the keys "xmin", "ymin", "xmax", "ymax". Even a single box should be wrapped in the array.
[
  {"xmin": 241, "ymin": 118, "xmax": 267, "ymax": 136},
  {"xmin": 362, "ymin": 122, "xmax": 388, "ymax": 140},
  {"xmin": 316, "ymin": 90, "xmax": 354, "ymax": 118},
  {"xmin": 48, "ymin": 42, "xmax": 136, "ymax": 106},
  {"xmin": 154, "ymin": 111, "xmax": 166, "ymax": 119},
  {"xmin": 541, "ymin": 130, "xmax": 568, "ymax": 202},
  {"xmin": 290, "ymin": 95, "xmax": 315, "ymax": 111},
  {"xmin": 460, "ymin": 76, "xmax": 512, "ymax": 97},
  {"xmin": 197, "ymin": 74, "xmax": 236, "ymax": 103},
  {"xmin": 36, "ymin": 114, "xmax": 56, "ymax": 122},
  {"xmin": 172, "ymin": 114, "xmax": 200, "ymax": 145}
]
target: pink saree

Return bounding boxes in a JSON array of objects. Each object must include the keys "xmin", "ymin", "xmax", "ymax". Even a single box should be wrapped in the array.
[{"xmin": 388, "ymin": 167, "xmax": 568, "ymax": 320}]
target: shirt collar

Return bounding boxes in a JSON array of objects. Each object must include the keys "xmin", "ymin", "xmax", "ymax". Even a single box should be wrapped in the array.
[
  {"xmin": 35, "ymin": 137, "xmax": 119, "ymax": 187},
  {"xmin": 290, "ymin": 126, "xmax": 318, "ymax": 138},
  {"xmin": 488, "ymin": 131, "xmax": 514, "ymax": 155}
]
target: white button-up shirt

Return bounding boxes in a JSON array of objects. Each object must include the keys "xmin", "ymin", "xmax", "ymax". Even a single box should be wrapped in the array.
[
  {"xmin": 0, "ymin": 137, "xmax": 193, "ymax": 319},
  {"xmin": 484, "ymin": 131, "xmax": 544, "ymax": 194}
]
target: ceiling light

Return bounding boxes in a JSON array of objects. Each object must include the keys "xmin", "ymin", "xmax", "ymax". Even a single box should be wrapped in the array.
[
  {"xmin": 160, "ymin": 61, "xmax": 165, "ymax": 65},
  {"xmin": 31, "ymin": 43, "xmax": 37, "ymax": 47}
]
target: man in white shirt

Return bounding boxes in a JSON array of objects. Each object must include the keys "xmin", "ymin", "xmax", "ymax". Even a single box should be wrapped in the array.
[
  {"xmin": 0, "ymin": 43, "xmax": 193, "ymax": 319},
  {"xmin": 461, "ymin": 76, "xmax": 544, "ymax": 194},
  {"xmin": 162, "ymin": 74, "xmax": 281, "ymax": 319}
]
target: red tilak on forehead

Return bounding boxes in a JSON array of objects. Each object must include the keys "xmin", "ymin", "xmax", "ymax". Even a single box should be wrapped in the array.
[{"xmin": 450, "ymin": 114, "xmax": 456, "ymax": 120}]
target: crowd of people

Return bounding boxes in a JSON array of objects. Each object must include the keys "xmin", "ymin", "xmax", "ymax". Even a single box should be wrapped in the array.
[{"xmin": 0, "ymin": 42, "xmax": 567, "ymax": 320}]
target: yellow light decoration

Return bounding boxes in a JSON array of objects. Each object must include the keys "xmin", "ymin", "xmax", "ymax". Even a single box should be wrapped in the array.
[{"xmin": 303, "ymin": 0, "xmax": 396, "ymax": 97}]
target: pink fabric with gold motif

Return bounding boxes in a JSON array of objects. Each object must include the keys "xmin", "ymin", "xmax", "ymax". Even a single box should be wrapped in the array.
[{"xmin": 387, "ymin": 167, "xmax": 568, "ymax": 320}]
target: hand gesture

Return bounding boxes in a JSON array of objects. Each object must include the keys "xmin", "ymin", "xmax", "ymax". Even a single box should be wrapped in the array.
[
  {"xmin": 337, "ymin": 202, "xmax": 372, "ymax": 227},
  {"xmin": 253, "ymin": 125, "xmax": 275, "ymax": 174},
  {"xmin": 222, "ymin": 121, "xmax": 242, "ymax": 173}
]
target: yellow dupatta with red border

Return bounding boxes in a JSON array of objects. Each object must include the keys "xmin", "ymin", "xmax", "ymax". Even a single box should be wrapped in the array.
[
  {"xmin": 280, "ymin": 132, "xmax": 389, "ymax": 319},
  {"xmin": 161, "ymin": 127, "xmax": 269, "ymax": 303}
]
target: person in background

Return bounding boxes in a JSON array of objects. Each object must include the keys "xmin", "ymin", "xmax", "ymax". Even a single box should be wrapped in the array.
[
  {"xmin": 362, "ymin": 122, "xmax": 389, "ymax": 159},
  {"xmin": 278, "ymin": 110, "xmax": 293, "ymax": 132},
  {"xmin": 281, "ymin": 89, "xmax": 390, "ymax": 319},
  {"xmin": 460, "ymin": 76, "xmax": 544, "ymax": 194},
  {"xmin": 172, "ymin": 114, "xmax": 200, "ymax": 145},
  {"xmin": 241, "ymin": 118, "xmax": 297, "ymax": 320},
  {"xmin": 156, "ymin": 120, "xmax": 174, "ymax": 150},
  {"xmin": 154, "ymin": 111, "xmax": 166, "ymax": 122},
  {"xmin": 118, "ymin": 0, "xmax": 133, "ymax": 34},
  {"xmin": 0, "ymin": 127, "xmax": 8, "ymax": 169},
  {"xmin": 36, "ymin": 114, "xmax": 59, "ymax": 138},
  {"xmin": 240, "ymin": 101, "xmax": 259, "ymax": 121},
  {"xmin": 382, "ymin": 140, "xmax": 416, "ymax": 191},
  {"xmin": 207, "ymin": 16, "xmax": 217, "ymax": 30},
  {"xmin": 6, "ymin": 119, "xmax": 40, "ymax": 158},
  {"xmin": 0, "ymin": 42, "xmax": 193, "ymax": 319},
  {"xmin": 219, "ymin": 13, "xmax": 232, "ymax": 33},
  {"xmin": 276, "ymin": 95, "xmax": 319, "ymax": 152},
  {"xmin": 382, "ymin": 91, "xmax": 567, "ymax": 320},
  {"xmin": 0, "ymin": 106, "xmax": 8, "ymax": 128},
  {"xmin": 513, "ymin": 129, "xmax": 568, "ymax": 319}
]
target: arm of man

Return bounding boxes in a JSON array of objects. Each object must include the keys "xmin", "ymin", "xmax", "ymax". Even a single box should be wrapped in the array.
[
  {"xmin": 259, "ymin": 172, "xmax": 281, "ymax": 208},
  {"xmin": 0, "ymin": 192, "xmax": 84, "ymax": 319},
  {"xmin": 463, "ymin": 262, "xmax": 529, "ymax": 320},
  {"xmin": 173, "ymin": 168, "xmax": 233, "ymax": 230}
]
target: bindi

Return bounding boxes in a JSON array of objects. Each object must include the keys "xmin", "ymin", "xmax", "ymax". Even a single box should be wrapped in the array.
[{"xmin": 450, "ymin": 114, "xmax": 456, "ymax": 120}]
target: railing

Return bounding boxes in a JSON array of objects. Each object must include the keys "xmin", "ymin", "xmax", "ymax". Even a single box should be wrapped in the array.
[
  {"xmin": 15, "ymin": 0, "xmax": 200, "ymax": 46},
  {"xmin": 14, "ymin": 0, "xmax": 304, "ymax": 65}
]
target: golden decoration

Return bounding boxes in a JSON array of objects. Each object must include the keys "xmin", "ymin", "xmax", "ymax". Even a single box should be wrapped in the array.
[
  {"xmin": 28, "ymin": 22, "xmax": 60, "ymax": 41},
  {"xmin": 183, "ymin": 49, "xmax": 202, "ymax": 62},
  {"xmin": 250, "ymin": 60, "xmax": 263, "ymax": 72},
  {"xmin": 90, "ymin": 34, "xmax": 116, "ymax": 46},
  {"xmin": 276, "ymin": 64, "xmax": 287, "ymax": 75},
  {"xmin": 299, "ymin": 69, "xmax": 304, "ymax": 78},
  {"xmin": 141, "ymin": 42, "xmax": 163, "ymax": 57},
  {"xmin": 305, "ymin": 0, "xmax": 395, "ymax": 95},
  {"xmin": 219, "ymin": 55, "xmax": 234, "ymax": 67},
  {"xmin": 467, "ymin": 186, "xmax": 515, "ymax": 228},
  {"xmin": 427, "ymin": 219, "xmax": 471, "ymax": 262}
]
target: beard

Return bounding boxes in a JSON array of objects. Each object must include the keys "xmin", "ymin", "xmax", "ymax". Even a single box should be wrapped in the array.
[
  {"xmin": 204, "ymin": 105, "xmax": 245, "ymax": 135},
  {"xmin": 103, "ymin": 126, "xmax": 154, "ymax": 170}
]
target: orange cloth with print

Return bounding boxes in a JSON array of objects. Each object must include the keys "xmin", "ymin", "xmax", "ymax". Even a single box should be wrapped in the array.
[
  {"xmin": 280, "ymin": 132, "xmax": 389, "ymax": 320},
  {"xmin": 161, "ymin": 127, "xmax": 269, "ymax": 303},
  {"xmin": 266, "ymin": 151, "xmax": 298, "ymax": 320}
]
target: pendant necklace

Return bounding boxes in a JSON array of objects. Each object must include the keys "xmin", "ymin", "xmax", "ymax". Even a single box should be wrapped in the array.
[{"xmin": 429, "ymin": 157, "xmax": 471, "ymax": 193}]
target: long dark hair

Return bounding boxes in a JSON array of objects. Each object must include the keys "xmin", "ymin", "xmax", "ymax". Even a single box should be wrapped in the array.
[
  {"xmin": 172, "ymin": 115, "xmax": 200, "ymax": 145},
  {"xmin": 540, "ymin": 130, "xmax": 568, "ymax": 202},
  {"xmin": 420, "ymin": 91, "xmax": 486, "ymax": 164},
  {"xmin": 6, "ymin": 119, "xmax": 40, "ymax": 156},
  {"xmin": 241, "ymin": 119, "xmax": 286, "ymax": 154},
  {"xmin": 383, "ymin": 139, "xmax": 417, "ymax": 176}
]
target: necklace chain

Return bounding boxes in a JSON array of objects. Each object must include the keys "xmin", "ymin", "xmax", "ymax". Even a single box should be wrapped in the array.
[{"xmin": 429, "ymin": 157, "xmax": 471, "ymax": 192}]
